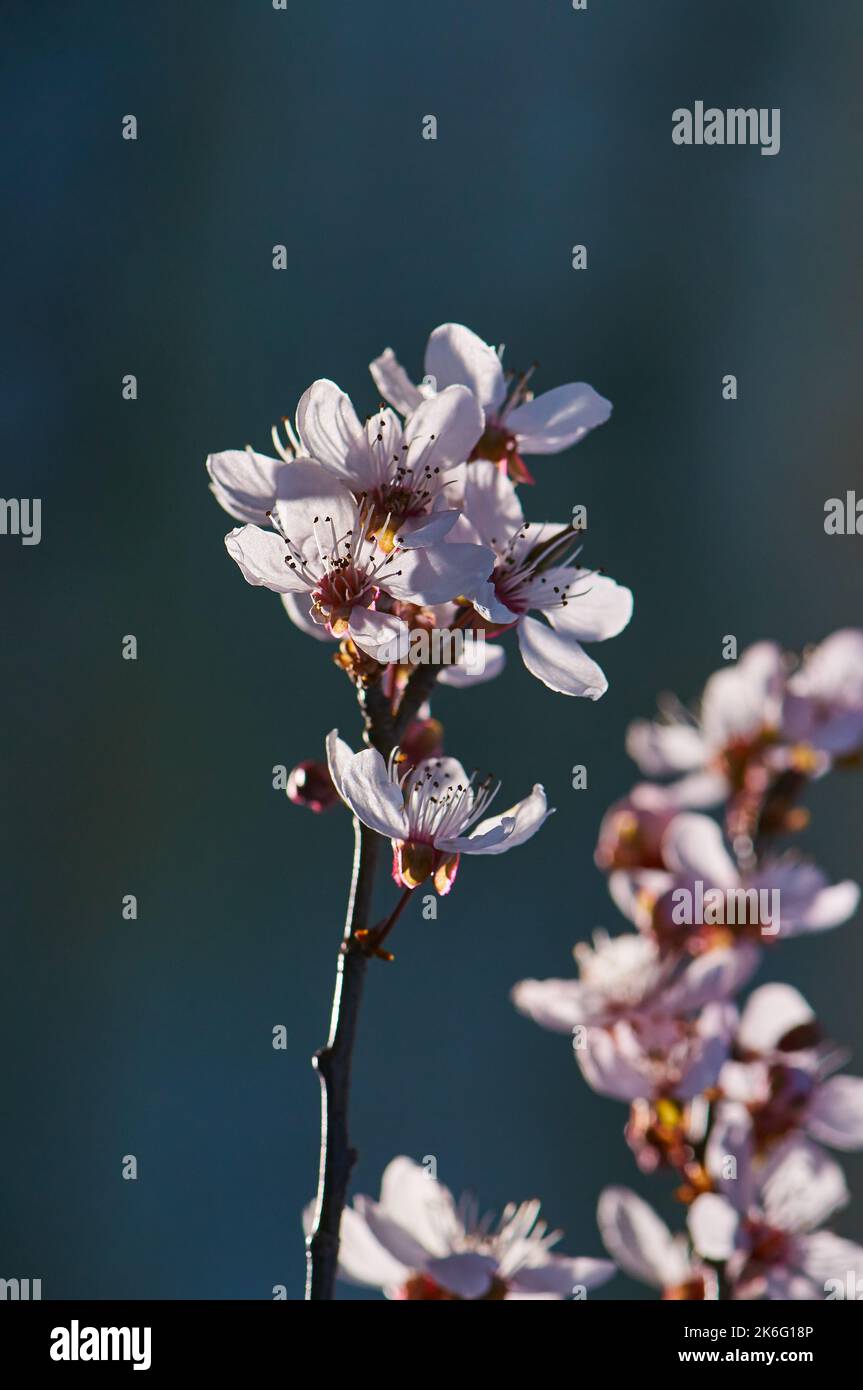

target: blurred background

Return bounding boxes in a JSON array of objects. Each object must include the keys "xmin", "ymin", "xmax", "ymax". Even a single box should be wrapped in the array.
[{"xmin": 1, "ymin": 0, "xmax": 861, "ymax": 1299}]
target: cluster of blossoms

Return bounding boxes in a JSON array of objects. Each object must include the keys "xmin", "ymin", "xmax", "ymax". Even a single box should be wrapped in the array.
[
  {"xmin": 209, "ymin": 323, "xmax": 632, "ymax": 903},
  {"xmin": 210, "ymin": 323, "xmax": 632, "ymax": 1299},
  {"xmin": 208, "ymin": 323, "xmax": 861, "ymax": 1302},
  {"xmin": 514, "ymin": 635, "xmax": 863, "ymax": 1299}
]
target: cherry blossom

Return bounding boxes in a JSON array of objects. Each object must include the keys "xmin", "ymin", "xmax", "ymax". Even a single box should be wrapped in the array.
[
  {"xmin": 626, "ymin": 642, "xmax": 787, "ymax": 807},
  {"xmin": 718, "ymin": 984, "xmax": 863, "ymax": 1154},
  {"xmin": 609, "ymin": 811, "xmax": 860, "ymax": 949},
  {"xmin": 782, "ymin": 628, "xmax": 863, "ymax": 758},
  {"xmin": 574, "ymin": 1002, "xmax": 736, "ymax": 1105},
  {"xmin": 296, "ymin": 378, "xmax": 484, "ymax": 546},
  {"xmin": 688, "ymin": 1131, "xmax": 863, "ymax": 1299},
  {"xmin": 223, "ymin": 459, "xmax": 494, "ymax": 662},
  {"xmin": 326, "ymin": 1156, "xmax": 614, "ymax": 1300},
  {"xmin": 512, "ymin": 930, "xmax": 758, "ymax": 1032},
  {"xmin": 457, "ymin": 462, "xmax": 632, "ymax": 698},
  {"xmin": 326, "ymin": 730, "xmax": 552, "ymax": 893},
  {"xmin": 370, "ymin": 322, "xmax": 611, "ymax": 483}
]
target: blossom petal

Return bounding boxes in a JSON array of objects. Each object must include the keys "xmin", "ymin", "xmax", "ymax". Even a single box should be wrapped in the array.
[
  {"xmin": 224, "ymin": 524, "xmax": 307, "ymax": 593},
  {"xmin": 274, "ymin": 457, "xmax": 359, "ymax": 542},
  {"xmin": 471, "ymin": 579, "xmax": 521, "ymax": 626},
  {"xmin": 462, "ymin": 460, "xmax": 524, "ymax": 552},
  {"xmin": 795, "ymin": 1231, "xmax": 863, "ymax": 1288},
  {"xmin": 510, "ymin": 977, "xmax": 590, "ymax": 1034},
  {"xmin": 280, "ymin": 592, "xmax": 333, "ymax": 641},
  {"xmin": 295, "ymin": 379, "xmax": 377, "ymax": 488},
  {"xmin": 517, "ymin": 616, "xmax": 609, "ymax": 699},
  {"xmin": 347, "ymin": 608, "xmax": 412, "ymax": 664},
  {"xmin": 325, "ymin": 731, "xmax": 408, "ymax": 839},
  {"xmin": 598, "ymin": 1188, "xmax": 691, "ymax": 1289},
  {"xmin": 807, "ymin": 1076, "xmax": 863, "ymax": 1151},
  {"xmin": 369, "ymin": 347, "xmax": 424, "ymax": 416},
  {"xmin": 444, "ymin": 784, "xmax": 552, "ymax": 856},
  {"xmin": 353, "ymin": 1196, "xmax": 436, "ymax": 1270},
  {"xmin": 386, "ymin": 543, "xmax": 495, "ymax": 606},
  {"xmin": 509, "ymin": 1256, "xmax": 615, "ymax": 1298},
  {"xmin": 687, "ymin": 1193, "xmax": 739, "ymax": 1262},
  {"xmin": 425, "ymin": 1253, "xmax": 498, "ymax": 1299},
  {"xmin": 661, "ymin": 813, "xmax": 738, "ymax": 887},
  {"xmin": 336, "ymin": 1204, "xmax": 411, "ymax": 1289},
  {"xmin": 675, "ymin": 1003, "xmax": 736, "ymax": 1100},
  {"xmin": 424, "ymin": 322, "xmax": 506, "ymax": 411},
  {"xmin": 542, "ymin": 569, "xmax": 633, "ymax": 641},
  {"xmin": 662, "ymin": 944, "xmax": 760, "ymax": 1015},
  {"xmin": 752, "ymin": 859, "xmax": 861, "ymax": 936},
  {"xmin": 760, "ymin": 1137, "xmax": 848, "ymax": 1234},
  {"xmin": 207, "ymin": 448, "xmax": 283, "ymax": 524},
  {"xmin": 626, "ymin": 719, "xmax": 707, "ymax": 776},
  {"xmin": 705, "ymin": 1101, "xmax": 756, "ymax": 1210},
  {"xmin": 378, "ymin": 1157, "xmax": 461, "ymax": 1257},
  {"xmin": 700, "ymin": 641, "xmax": 785, "ymax": 748},
  {"xmin": 507, "ymin": 382, "xmax": 612, "ymax": 453},
  {"xmin": 736, "ymin": 983, "xmax": 814, "ymax": 1055},
  {"xmin": 404, "ymin": 385, "xmax": 485, "ymax": 472},
  {"xmin": 576, "ymin": 1027, "xmax": 649, "ymax": 1101},
  {"xmin": 399, "ymin": 510, "xmax": 459, "ymax": 547},
  {"xmin": 783, "ymin": 629, "xmax": 863, "ymax": 755}
]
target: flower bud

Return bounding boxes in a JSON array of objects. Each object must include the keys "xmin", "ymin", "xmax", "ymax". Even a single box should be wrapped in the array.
[{"xmin": 287, "ymin": 760, "xmax": 337, "ymax": 813}]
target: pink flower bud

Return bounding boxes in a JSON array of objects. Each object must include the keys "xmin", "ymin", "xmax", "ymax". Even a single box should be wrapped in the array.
[{"xmin": 287, "ymin": 760, "xmax": 337, "ymax": 813}]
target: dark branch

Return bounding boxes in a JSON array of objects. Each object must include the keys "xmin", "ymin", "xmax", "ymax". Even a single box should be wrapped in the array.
[{"xmin": 305, "ymin": 661, "xmax": 439, "ymax": 1300}]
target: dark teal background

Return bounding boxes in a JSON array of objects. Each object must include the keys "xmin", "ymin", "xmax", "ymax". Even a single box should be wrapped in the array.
[{"xmin": 2, "ymin": 0, "xmax": 861, "ymax": 1299}]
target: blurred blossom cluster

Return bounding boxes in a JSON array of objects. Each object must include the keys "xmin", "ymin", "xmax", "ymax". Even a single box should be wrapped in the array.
[
  {"xmin": 515, "ymin": 636, "xmax": 863, "ymax": 1300},
  {"xmin": 207, "ymin": 326, "xmax": 862, "ymax": 1302}
]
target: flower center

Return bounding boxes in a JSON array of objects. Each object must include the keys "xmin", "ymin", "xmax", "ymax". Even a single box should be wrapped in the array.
[
  {"xmin": 750, "ymin": 1065, "xmax": 814, "ymax": 1149},
  {"xmin": 470, "ymin": 422, "xmax": 534, "ymax": 484},
  {"xmin": 311, "ymin": 565, "xmax": 374, "ymax": 634}
]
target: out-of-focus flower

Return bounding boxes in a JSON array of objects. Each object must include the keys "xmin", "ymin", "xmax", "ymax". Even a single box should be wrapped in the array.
[
  {"xmin": 719, "ymin": 984, "xmax": 863, "ymax": 1154},
  {"xmin": 325, "ymin": 730, "xmax": 552, "ymax": 894},
  {"xmin": 626, "ymin": 642, "xmax": 787, "ymax": 806},
  {"xmin": 598, "ymin": 1187, "xmax": 718, "ymax": 1300},
  {"xmin": 782, "ymin": 629, "xmax": 863, "ymax": 759},
  {"xmin": 610, "ymin": 812, "xmax": 860, "ymax": 950},
  {"xmin": 595, "ymin": 783, "xmax": 692, "ymax": 871},
  {"xmin": 574, "ymin": 1002, "xmax": 736, "ymax": 1105},
  {"xmin": 370, "ymin": 322, "xmax": 611, "ymax": 484},
  {"xmin": 688, "ymin": 1130, "xmax": 863, "ymax": 1299},
  {"xmin": 223, "ymin": 459, "xmax": 494, "ymax": 662},
  {"xmin": 458, "ymin": 462, "xmax": 632, "ymax": 699},
  {"xmin": 286, "ymin": 760, "xmax": 337, "ymax": 813},
  {"xmin": 323, "ymin": 1156, "xmax": 614, "ymax": 1300},
  {"xmin": 512, "ymin": 930, "xmax": 758, "ymax": 1032}
]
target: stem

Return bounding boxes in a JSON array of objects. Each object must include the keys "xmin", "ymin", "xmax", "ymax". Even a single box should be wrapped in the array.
[
  {"xmin": 366, "ymin": 886, "xmax": 413, "ymax": 955},
  {"xmin": 305, "ymin": 661, "xmax": 438, "ymax": 1300},
  {"xmin": 305, "ymin": 817, "xmax": 378, "ymax": 1300}
]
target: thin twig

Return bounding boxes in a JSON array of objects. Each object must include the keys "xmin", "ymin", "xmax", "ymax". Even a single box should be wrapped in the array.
[
  {"xmin": 305, "ymin": 661, "xmax": 439, "ymax": 1300},
  {"xmin": 305, "ymin": 817, "xmax": 378, "ymax": 1300}
]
